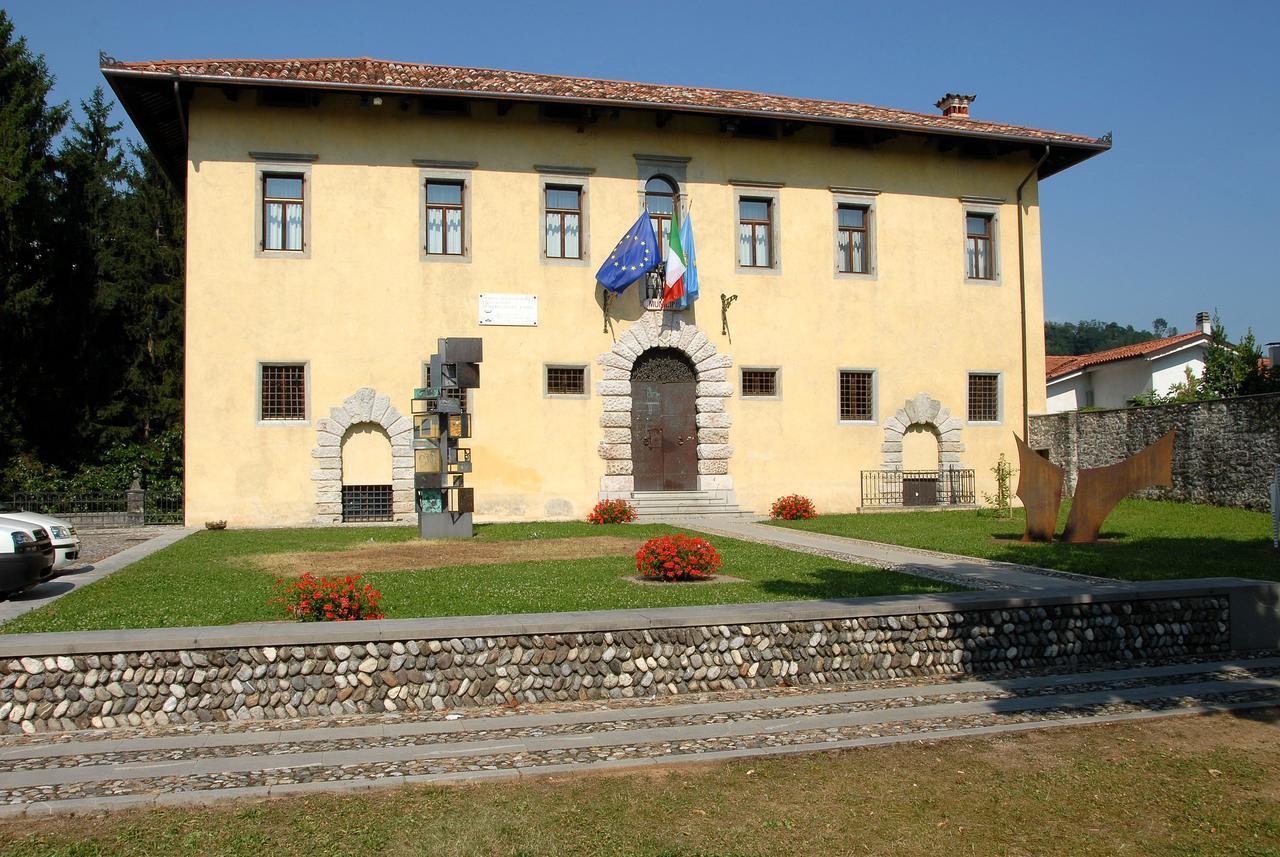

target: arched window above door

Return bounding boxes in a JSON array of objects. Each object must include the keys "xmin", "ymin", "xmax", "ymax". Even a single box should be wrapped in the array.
[{"xmin": 645, "ymin": 176, "xmax": 677, "ymax": 257}]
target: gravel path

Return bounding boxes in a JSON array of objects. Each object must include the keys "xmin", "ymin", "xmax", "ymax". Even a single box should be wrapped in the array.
[{"xmin": 72, "ymin": 527, "xmax": 182, "ymax": 568}]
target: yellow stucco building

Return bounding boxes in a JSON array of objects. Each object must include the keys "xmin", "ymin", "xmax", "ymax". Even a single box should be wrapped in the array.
[{"xmin": 103, "ymin": 58, "xmax": 1109, "ymax": 527}]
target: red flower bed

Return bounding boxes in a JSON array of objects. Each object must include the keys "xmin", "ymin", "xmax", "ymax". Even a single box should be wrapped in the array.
[
  {"xmin": 770, "ymin": 494, "xmax": 817, "ymax": 520},
  {"xmin": 588, "ymin": 498, "xmax": 638, "ymax": 524},
  {"xmin": 635, "ymin": 533, "xmax": 721, "ymax": 581},
  {"xmin": 272, "ymin": 572, "xmax": 385, "ymax": 622}
]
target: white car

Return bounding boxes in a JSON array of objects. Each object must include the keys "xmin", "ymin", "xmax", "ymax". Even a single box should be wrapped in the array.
[
  {"xmin": 0, "ymin": 511, "xmax": 80, "ymax": 573},
  {"xmin": 0, "ymin": 519, "xmax": 54, "ymax": 596}
]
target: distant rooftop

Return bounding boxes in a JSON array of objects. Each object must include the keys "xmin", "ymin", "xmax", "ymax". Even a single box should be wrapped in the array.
[{"xmin": 1046, "ymin": 332, "xmax": 1209, "ymax": 382}]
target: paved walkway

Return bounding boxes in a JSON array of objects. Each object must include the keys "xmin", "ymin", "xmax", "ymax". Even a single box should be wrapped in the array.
[
  {"xmin": 0, "ymin": 528, "xmax": 196, "ymax": 625},
  {"xmin": 1, "ymin": 654, "xmax": 1276, "ymax": 816},
  {"xmin": 670, "ymin": 516, "xmax": 1116, "ymax": 593}
]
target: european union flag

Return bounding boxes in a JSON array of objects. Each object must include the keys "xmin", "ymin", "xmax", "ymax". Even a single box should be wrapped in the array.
[{"xmin": 595, "ymin": 211, "xmax": 659, "ymax": 294}]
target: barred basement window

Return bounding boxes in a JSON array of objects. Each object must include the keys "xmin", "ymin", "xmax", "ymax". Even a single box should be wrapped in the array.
[
  {"xmin": 546, "ymin": 366, "xmax": 586, "ymax": 396},
  {"xmin": 839, "ymin": 370, "xmax": 874, "ymax": 421},
  {"xmin": 341, "ymin": 484, "xmax": 393, "ymax": 522},
  {"xmin": 968, "ymin": 373, "xmax": 1000, "ymax": 422},
  {"xmin": 741, "ymin": 369, "xmax": 778, "ymax": 397},
  {"xmin": 260, "ymin": 364, "xmax": 306, "ymax": 420}
]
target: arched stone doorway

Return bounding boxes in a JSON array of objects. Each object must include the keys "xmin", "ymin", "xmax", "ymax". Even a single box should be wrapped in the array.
[
  {"xmin": 312, "ymin": 386, "xmax": 414, "ymax": 523},
  {"xmin": 595, "ymin": 314, "xmax": 734, "ymax": 500},
  {"xmin": 881, "ymin": 393, "xmax": 965, "ymax": 470},
  {"xmin": 631, "ymin": 348, "xmax": 698, "ymax": 491},
  {"xmin": 901, "ymin": 424, "xmax": 941, "ymax": 471},
  {"xmin": 340, "ymin": 423, "xmax": 394, "ymax": 521}
]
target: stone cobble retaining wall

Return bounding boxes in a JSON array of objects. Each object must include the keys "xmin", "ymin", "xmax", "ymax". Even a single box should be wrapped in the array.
[
  {"xmin": 0, "ymin": 595, "xmax": 1230, "ymax": 735},
  {"xmin": 1029, "ymin": 393, "xmax": 1280, "ymax": 510}
]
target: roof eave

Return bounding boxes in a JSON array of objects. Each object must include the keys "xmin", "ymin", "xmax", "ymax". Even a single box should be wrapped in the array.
[{"xmin": 101, "ymin": 65, "xmax": 1110, "ymax": 181}]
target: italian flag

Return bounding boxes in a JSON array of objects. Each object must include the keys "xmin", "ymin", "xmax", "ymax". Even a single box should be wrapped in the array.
[{"xmin": 662, "ymin": 210, "xmax": 687, "ymax": 306}]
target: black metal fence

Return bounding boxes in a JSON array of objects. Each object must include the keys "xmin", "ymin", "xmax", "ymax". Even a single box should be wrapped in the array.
[
  {"xmin": 0, "ymin": 489, "xmax": 184, "ymax": 528},
  {"xmin": 860, "ymin": 469, "xmax": 976, "ymax": 508}
]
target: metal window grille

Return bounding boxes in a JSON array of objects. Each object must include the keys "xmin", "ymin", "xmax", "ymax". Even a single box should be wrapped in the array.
[
  {"xmin": 341, "ymin": 484, "xmax": 393, "ymax": 522},
  {"xmin": 741, "ymin": 369, "xmax": 777, "ymax": 397},
  {"xmin": 260, "ymin": 364, "xmax": 306, "ymax": 420},
  {"xmin": 839, "ymin": 371, "xmax": 873, "ymax": 421},
  {"xmin": 968, "ymin": 373, "xmax": 1000, "ymax": 421},
  {"xmin": 546, "ymin": 366, "xmax": 586, "ymax": 395}
]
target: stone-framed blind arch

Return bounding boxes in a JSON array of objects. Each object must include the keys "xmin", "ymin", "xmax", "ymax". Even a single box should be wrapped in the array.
[
  {"xmin": 595, "ymin": 313, "xmax": 734, "ymax": 498},
  {"xmin": 311, "ymin": 386, "xmax": 415, "ymax": 523},
  {"xmin": 881, "ymin": 393, "xmax": 965, "ymax": 470}
]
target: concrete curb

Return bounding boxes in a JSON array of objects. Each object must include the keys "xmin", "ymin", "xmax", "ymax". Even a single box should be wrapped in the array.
[{"xmin": 0, "ymin": 576, "xmax": 1273, "ymax": 657}]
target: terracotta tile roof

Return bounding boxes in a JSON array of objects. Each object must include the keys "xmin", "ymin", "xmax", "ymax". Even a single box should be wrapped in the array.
[
  {"xmin": 1046, "ymin": 332, "xmax": 1208, "ymax": 381},
  {"xmin": 102, "ymin": 57, "xmax": 1107, "ymax": 148}
]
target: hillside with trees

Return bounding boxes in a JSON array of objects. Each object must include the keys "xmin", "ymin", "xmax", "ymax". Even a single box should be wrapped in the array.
[{"xmin": 1044, "ymin": 319, "xmax": 1163, "ymax": 356}]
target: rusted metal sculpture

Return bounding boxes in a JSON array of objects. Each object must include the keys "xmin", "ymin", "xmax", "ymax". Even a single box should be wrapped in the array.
[
  {"xmin": 1060, "ymin": 429, "xmax": 1176, "ymax": 543},
  {"xmin": 1014, "ymin": 434, "xmax": 1065, "ymax": 542}
]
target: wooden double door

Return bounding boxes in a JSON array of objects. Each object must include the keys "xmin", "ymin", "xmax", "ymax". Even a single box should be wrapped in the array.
[{"xmin": 631, "ymin": 349, "xmax": 698, "ymax": 491}]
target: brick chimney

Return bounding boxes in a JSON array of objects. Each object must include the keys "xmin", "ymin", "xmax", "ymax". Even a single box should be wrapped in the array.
[
  {"xmin": 936, "ymin": 93, "xmax": 976, "ymax": 119},
  {"xmin": 1195, "ymin": 311, "xmax": 1212, "ymax": 335}
]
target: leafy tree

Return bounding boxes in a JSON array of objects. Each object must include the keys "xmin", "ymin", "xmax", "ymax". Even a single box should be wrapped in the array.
[
  {"xmin": 0, "ymin": 10, "xmax": 67, "ymax": 464},
  {"xmin": 1151, "ymin": 318, "xmax": 1178, "ymax": 338}
]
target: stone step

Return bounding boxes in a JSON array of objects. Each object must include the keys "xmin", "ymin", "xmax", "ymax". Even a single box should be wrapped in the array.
[{"xmin": 0, "ymin": 658, "xmax": 1276, "ymax": 816}]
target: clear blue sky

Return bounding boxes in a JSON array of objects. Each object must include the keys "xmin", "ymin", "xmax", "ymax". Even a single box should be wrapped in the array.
[{"xmin": 8, "ymin": 0, "xmax": 1278, "ymax": 342}]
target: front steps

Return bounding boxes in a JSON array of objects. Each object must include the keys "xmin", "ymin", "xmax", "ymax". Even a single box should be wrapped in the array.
[{"xmin": 628, "ymin": 490, "xmax": 751, "ymax": 521}]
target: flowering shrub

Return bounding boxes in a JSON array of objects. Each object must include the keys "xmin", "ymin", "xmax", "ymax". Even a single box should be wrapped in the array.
[
  {"xmin": 272, "ymin": 572, "xmax": 385, "ymax": 622},
  {"xmin": 770, "ymin": 494, "xmax": 817, "ymax": 520},
  {"xmin": 587, "ymin": 498, "xmax": 638, "ymax": 525},
  {"xmin": 635, "ymin": 533, "xmax": 721, "ymax": 581}
]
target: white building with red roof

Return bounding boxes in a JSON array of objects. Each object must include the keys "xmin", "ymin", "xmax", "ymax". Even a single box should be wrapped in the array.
[{"xmin": 1044, "ymin": 313, "xmax": 1213, "ymax": 412}]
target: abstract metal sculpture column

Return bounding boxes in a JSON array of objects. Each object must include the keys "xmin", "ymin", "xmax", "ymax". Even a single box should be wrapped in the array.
[{"xmin": 412, "ymin": 337, "xmax": 482, "ymax": 539}]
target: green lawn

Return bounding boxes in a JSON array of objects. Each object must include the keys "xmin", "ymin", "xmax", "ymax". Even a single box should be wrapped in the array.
[
  {"xmin": 4, "ymin": 710, "xmax": 1277, "ymax": 856},
  {"xmin": 772, "ymin": 499, "xmax": 1279, "ymax": 582},
  {"xmin": 2, "ymin": 522, "xmax": 954, "ymax": 634}
]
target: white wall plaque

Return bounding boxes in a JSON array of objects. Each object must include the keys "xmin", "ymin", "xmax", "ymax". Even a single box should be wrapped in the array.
[{"xmin": 478, "ymin": 293, "xmax": 538, "ymax": 327}]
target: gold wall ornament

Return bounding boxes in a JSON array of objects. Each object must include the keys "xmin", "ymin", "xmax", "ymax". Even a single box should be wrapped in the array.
[
  {"xmin": 1013, "ymin": 433, "xmax": 1064, "ymax": 542},
  {"xmin": 1060, "ymin": 429, "xmax": 1177, "ymax": 544}
]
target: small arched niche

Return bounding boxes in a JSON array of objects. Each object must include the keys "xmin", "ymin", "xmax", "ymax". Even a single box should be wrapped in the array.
[
  {"xmin": 901, "ymin": 424, "xmax": 941, "ymax": 471},
  {"xmin": 340, "ymin": 422, "xmax": 393, "ymax": 521}
]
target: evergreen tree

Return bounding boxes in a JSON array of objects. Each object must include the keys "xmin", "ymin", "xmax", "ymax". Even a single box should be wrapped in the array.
[
  {"xmin": 0, "ymin": 10, "xmax": 67, "ymax": 464},
  {"xmin": 97, "ymin": 145, "xmax": 184, "ymax": 443},
  {"xmin": 50, "ymin": 86, "xmax": 129, "ymax": 457}
]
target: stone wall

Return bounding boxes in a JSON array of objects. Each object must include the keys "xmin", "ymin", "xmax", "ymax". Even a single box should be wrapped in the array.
[
  {"xmin": 1, "ymin": 583, "xmax": 1256, "ymax": 735},
  {"xmin": 1029, "ymin": 393, "xmax": 1280, "ymax": 510}
]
